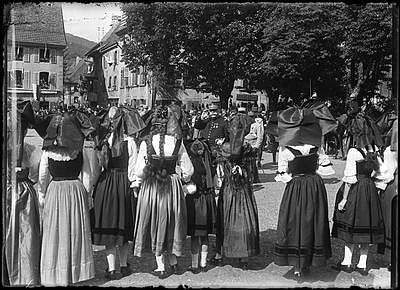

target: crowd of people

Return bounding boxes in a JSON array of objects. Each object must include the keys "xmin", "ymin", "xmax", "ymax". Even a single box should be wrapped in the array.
[{"xmin": 4, "ymin": 93, "xmax": 397, "ymax": 286}]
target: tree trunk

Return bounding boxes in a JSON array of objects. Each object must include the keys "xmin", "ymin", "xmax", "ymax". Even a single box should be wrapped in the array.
[{"xmin": 218, "ymin": 79, "xmax": 235, "ymax": 110}]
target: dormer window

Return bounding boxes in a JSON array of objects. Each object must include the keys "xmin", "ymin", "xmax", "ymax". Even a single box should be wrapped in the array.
[
  {"xmin": 40, "ymin": 48, "xmax": 50, "ymax": 62},
  {"xmin": 15, "ymin": 47, "xmax": 23, "ymax": 61}
]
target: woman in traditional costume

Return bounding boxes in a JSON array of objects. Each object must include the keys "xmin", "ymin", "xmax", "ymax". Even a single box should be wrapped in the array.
[
  {"xmin": 5, "ymin": 100, "xmax": 41, "ymax": 286},
  {"xmin": 91, "ymin": 106, "xmax": 144, "ymax": 280},
  {"xmin": 331, "ymin": 106, "xmax": 385, "ymax": 276},
  {"xmin": 133, "ymin": 105, "xmax": 194, "ymax": 279},
  {"xmin": 270, "ymin": 106, "xmax": 335, "ymax": 279},
  {"xmin": 377, "ymin": 119, "xmax": 398, "ymax": 271},
  {"xmin": 244, "ymin": 111, "xmax": 264, "ymax": 184},
  {"xmin": 185, "ymin": 138, "xmax": 217, "ymax": 273},
  {"xmin": 38, "ymin": 111, "xmax": 95, "ymax": 286},
  {"xmin": 215, "ymin": 111, "xmax": 260, "ymax": 269}
]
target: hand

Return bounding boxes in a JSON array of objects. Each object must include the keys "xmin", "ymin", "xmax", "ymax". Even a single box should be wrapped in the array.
[
  {"xmin": 215, "ymin": 138, "xmax": 225, "ymax": 145},
  {"xmin": 132, "ymin": 187, "xmax": 139, "ymax": 198},
  {"xmin": 201, "ymin": 111, "xmax": 210, "ymax": 120},
  {"xmin": 38, "ymin": 195, "xmax": 45, "ymax": 208},
  {"xmin": 338, "ymin": 199, "xmax": 347, "ymax": 211}
]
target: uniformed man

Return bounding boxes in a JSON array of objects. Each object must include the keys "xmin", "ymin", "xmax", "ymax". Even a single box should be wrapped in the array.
[{"xmin": 194, "ymin": 104, "xmax": 229, "ymax": 154}]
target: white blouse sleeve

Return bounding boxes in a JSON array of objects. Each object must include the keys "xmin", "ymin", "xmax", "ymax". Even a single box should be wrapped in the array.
[
  {"xmin": 275, "ymin": 147, "xmax": 293, "ymax": 183},
  {"xmin": 373, "ymin": 153, "xmax": 388, "ymax": 190},
  {"xmin": 80, "ymin": 147, "xmax": 92, "ymax": 194},
  {"xmin": 132, "ymin": 140, "xmax": 147, "ymax": 187},
  {"xmin": 342, "ymin": 148, "xmax": 362, "ymax": 184},
  {"xmin": 38, "ymin": 150, "xmax": 51, "ymax": 201},
  {"xmin": 382, "ymin": 146, "xmax": 398, "ymax": 183},
  {"xmin": 255, "ymin": 123, "xmax": 264, "ymax": 149},
  {"xmin": 177, "ymin": 141, "xmax": 194, "ymax": 183},
  {"xmin": 127, "ymin": 136, "xmax": 138, "ymax": 184}
]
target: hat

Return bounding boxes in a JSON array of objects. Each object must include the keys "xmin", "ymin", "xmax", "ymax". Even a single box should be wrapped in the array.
[
  {"xmin": 302, "ymin": 101, "xmax": 338, "ymax": 135},
  {"xmin": 277, "ymin": 108, "xmax": 322, "ymax": 147},
  {"xmin": 238, "ymin": 107, "xmax": 246, "ymax": 113},
  {"xmin": 347, "ymin": 112, "xmax": 383, "ymax": 148},
  {"xmin": 42, "ymin": 114, "xmax": 94, "ymax": 153}
]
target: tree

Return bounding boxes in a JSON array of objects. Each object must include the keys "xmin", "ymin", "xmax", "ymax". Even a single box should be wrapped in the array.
[
  {"xmin": 341, "ymin": 4, "xmax": 392, "ymax": 103},
  {"xmin": 122, "ymin": 3, "xmax": 263, "ymax": 109},
  {"xmin": 252, "ymin": 3, "xmax": 347, "ymax": 106}
]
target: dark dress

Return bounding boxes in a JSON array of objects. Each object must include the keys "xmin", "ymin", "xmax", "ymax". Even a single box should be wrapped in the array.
[
  {"xmin": 243, "ymin": 144, "xmax": 260, "ymax": 184},
  {"xmin": 185, "ymin": 141, "xmax": 217, "ymax": 237},
  {"xmin": 216, "ymin": 153, "xmax": 260, "ymax": 258},
  {"xmin": 5, "ymin": 168, "xmax": 41, "ymax": 286},
  {"xmin": 274, "ymin": 147, "xmax": 332, "ymax": 269},
  {"xmin": 332, "ymin": 148, "xmax": 385, "ymax": 244},
  {"xmin": 92, "ymin": 141, "xmax": 136, "ymax": 248},
  {"xmin": 378, "ymin": 169, "xmax": 398, "ymax": 257}
]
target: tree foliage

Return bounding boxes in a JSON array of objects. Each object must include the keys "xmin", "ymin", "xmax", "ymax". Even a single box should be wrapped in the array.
[{"xmin": 121, "ymin": 3, "xmax": 393, "ymax": 109}]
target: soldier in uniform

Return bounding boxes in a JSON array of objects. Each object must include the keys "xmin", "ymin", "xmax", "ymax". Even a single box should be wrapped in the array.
[{"xmin": 194, "ymin": 103, "xmax": 229, "ymax": 264}]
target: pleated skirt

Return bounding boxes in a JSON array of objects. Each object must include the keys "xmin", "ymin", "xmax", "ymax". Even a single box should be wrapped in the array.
[
  {"xmin": 133, "ymin": 174, "xmax": 187, "ymax": 257},
  {"xmin": 40, "ymin": 180, "xmax": 94, "ymax": 286},
  {"xmin": 274, "ymin": 174, "xmax": 332, "ymax": 269},
  {"xmin": 377, "ymin": 175, "xmax": 398, "ymax": 257},
  {"xmin": 332, "ymin": 178, "xmax": 385, "ymax": 244},
  {"xmin": 186, "ymin": 188, "xmax": 217, "ymax": 237},
  {"xmin": 91, "ymin": 169, "xmax": 136, "ymax": 248},
  {"xmin": 216, "ymin": 173, "xmax": 260, "ymax": 258},
  {"xmin": 5, "ymin": 180, "xmax": 41, "ymax": 286}
]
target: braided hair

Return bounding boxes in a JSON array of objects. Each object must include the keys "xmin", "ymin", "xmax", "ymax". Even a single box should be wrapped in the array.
[{"xmin": 149, "ymin": 105, "xmax": 169, "ymax": 157}]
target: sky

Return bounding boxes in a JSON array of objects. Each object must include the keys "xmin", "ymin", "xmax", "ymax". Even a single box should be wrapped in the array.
[{"xmin": 62, "ymin": 2, "xmax": 122, "ymax": 42}]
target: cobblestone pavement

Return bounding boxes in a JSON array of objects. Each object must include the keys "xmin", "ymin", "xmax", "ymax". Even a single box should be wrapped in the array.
[{"xmin": 25, "ymin": 129, "xmax": 391, "ymax": 288}]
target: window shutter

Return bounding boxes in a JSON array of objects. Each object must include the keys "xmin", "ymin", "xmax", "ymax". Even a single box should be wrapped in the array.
[
  {"xmin": 49, "ymin": 73, "xmax": 57, "ymax": 90},
  {"xmin": 24, "ymin": 71, "xmax": 31, "ymax": 89},
  {"xmin": 10, "ymin": 70, "xmax": 16, "ymax": 87},
  {"xmin": 50, "ymin": 49, "xmax": 57, "ymax": 64},
  {"xmin": 8, "ymin": 71, "xmax": 11, "ymax": 87},
  {"xmin": 120, "ymin": 70, "xmax": 124, "ymax": 88},
  {"xmin": 34, "ymin": 49, "xmax": 39, "ymax": 63},
  {"xmin": 23, "ymin": 48, "xmax": 30, "ymax": 62},
  {"xmin": 7, "ymin": 48, "xmax": 12, "ymax": 61},
  {"xmin": 32, "ymin": 72, "xmax": 39, "ymax": 85}
]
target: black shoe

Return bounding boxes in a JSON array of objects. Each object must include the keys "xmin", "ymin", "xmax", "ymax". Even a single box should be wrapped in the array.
[
  {"xmin": 239, "ymin": 262, "xmax": 249, "ymax": 270},
  {"xmin": 331, "ymin": 262, "xmax": 354, "ymax": 273},
  {"xmin": 120, "ymin": 263, "xmax": 132, "ymax": 277},
  {"xmin": 301, "ymin": 266, "xmax": 310, "ymax": 276},
  {"xmin": 200, "ymin": 265, "xmax": 208, "ymax": 272},
  {"xmin": 152, "ymin": 270, "xmax": 169, "ymax": 279},
  {"xmin": 356, "ymin": 267, "xmax": 369, "ymax": 276},
  {"xmin": 170, "ymin": 264, "xmax": 180, "ymax": 274},
  {"xmin": 187, "ymin": 266, "xmax": 200, "ymax": 274},
  {"xmin": 209, "ymin": 257, "xmax": 223, "ymax": 266},
  {"xmin": 105, "ymin": 269, "xmax": 117, "ymax": 280}
]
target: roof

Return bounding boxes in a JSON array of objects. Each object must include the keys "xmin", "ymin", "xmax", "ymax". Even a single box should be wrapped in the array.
[
  {"xmin": 86, "ymin": 21, "xmax": 122, "ymax": 56},
  {"xmin": 65, "ymin": 59, "xmax": 87, "ymax": 83},
  {"xmin": 8, "ymin": 2, "xmax": 66, "ymax": 47}
]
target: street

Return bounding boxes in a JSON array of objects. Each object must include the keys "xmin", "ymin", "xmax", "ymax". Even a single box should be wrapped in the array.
[{"xmin": 25, "ymin": 129, "xmax": 391, "ymax": 288}]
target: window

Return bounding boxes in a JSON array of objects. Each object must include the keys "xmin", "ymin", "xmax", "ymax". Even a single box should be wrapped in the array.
[
  {"xmin": 108, "ymin": 76, "xmax": 112, "ymax": 88},
  {"xmin": 15, "ymin": 47, "xmax": 23, "ymax": 61},
  {"xmin": 120, "ymin": 70, "xmax": 125, "ymax": 89},
  {"xmin": 39, "ymin": 48, "xmax": 50, "ymax": 62},
  {"xmin": 15, "ymin": 70, "xmax": 23, "ymax": 88},
  {"xmin": 113, "ymin": 76, "xmax": 117, "ymax": 90},
  {"xmin": 39, "ymin": 72, "xmax": 49, "ymax": 89},
  {"xmin": 114, "ymin": 51, "xmax": 118, "ymax": 64}
]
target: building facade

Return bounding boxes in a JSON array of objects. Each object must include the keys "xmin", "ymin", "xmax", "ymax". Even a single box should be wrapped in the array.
[
  {"xmin": 6, "ymin": 2, "xmax": 66, "ymax": 109},
  {"xmin": 85, "ymin": 18, "xmax": 151, "ymax": 108}
]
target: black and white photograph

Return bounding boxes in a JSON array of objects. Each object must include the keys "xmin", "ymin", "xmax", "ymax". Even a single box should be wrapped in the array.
[{"xmin": 2, "ymin": 2, "xmax": 398, "ymax": 288}]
